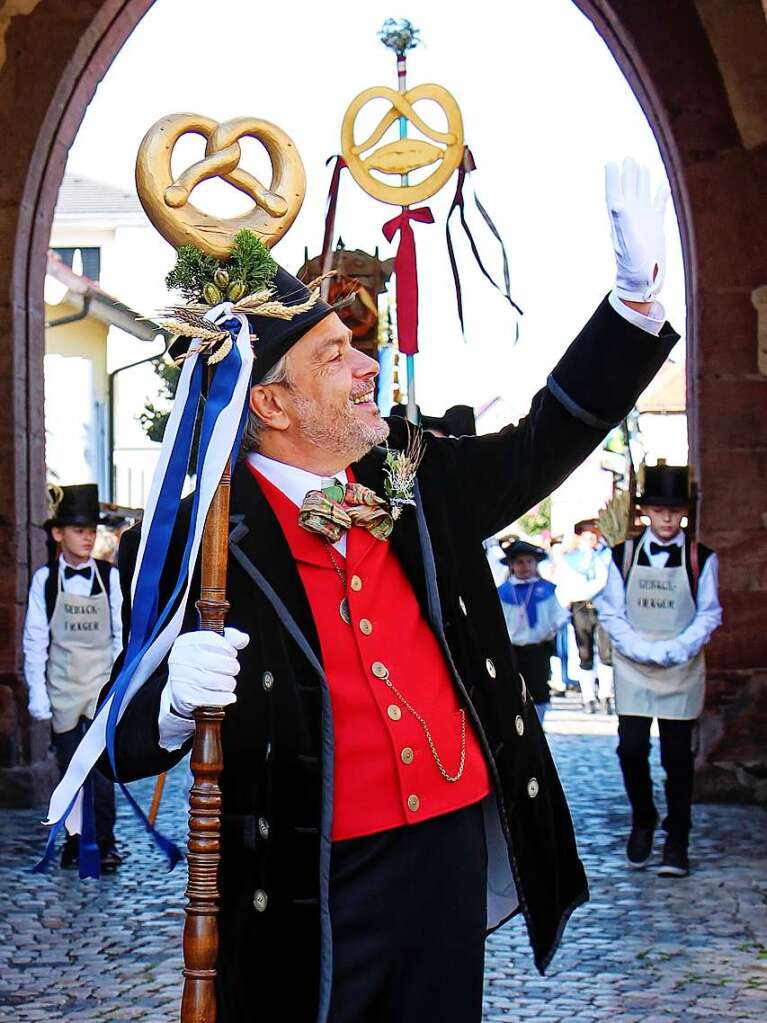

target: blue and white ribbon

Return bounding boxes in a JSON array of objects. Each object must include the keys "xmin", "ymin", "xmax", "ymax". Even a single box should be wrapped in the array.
[{"xmin": 35, "ymin": 304, "xmax": 253, "ymax": 879}]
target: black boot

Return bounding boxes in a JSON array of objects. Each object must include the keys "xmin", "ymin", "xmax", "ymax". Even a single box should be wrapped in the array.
[
  {"xmin": 98, "ymin": 841, "xmax": 123, "ymax": 872},
  {"xmin": 658, "ymin": 837, "xmax": 689, "ymax": 877},
  {"xmin": 626, "ymin": 816, "xmax": 657, "ymax": 869},
  {"xmin": 60, "ymin": 835, "xmax": 79, "ymax": 869}
]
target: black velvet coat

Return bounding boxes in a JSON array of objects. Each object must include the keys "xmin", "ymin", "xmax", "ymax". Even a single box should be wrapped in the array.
[{"xmin": 106, "ymin": 297, "xmax": 678, "ymax": 1022}]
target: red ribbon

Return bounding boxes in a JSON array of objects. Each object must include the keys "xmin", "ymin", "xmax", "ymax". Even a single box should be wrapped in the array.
[
  {"xmin": 321, "ymin": 155, "xmax": 347, "ymax": 270},
  {"xmin": 382, "ymin": 206, "xmax": 434, "ymax": 355}
]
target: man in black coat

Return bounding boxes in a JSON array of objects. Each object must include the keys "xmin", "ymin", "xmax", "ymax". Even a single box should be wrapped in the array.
[{"xmin": 107, "ymin": 158, "xmax": 677, "ymax": 1022}]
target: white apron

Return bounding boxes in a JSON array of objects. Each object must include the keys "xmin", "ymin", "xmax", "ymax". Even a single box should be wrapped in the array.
[
  {"xmin": 613, "ymin": 539, "xmax": 705, "ymax": 720},
  {"xmin": 47, "ymin": 568, "xmax": 113, "ymax": 734}
]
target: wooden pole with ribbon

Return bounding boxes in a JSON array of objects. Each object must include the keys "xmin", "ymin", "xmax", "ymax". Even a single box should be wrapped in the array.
[
  {"xmin": 340, "ymin": 19, "xmax": 464, "ymax": 423},
  {"xmin": 394, "ymin": 34, "xmax": 418, "ymax": 423},
  {"xmin": 135, "ymin": 112, "xmax": 306, "ymax": 1023}
]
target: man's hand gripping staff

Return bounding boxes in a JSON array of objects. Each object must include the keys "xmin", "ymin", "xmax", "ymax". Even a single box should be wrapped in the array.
[{"xmin": 167, "ymin": 629, "xmax": 250, "ymax": 719}]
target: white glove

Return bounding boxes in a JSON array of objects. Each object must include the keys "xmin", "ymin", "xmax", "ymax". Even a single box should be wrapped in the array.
[
  {"xmin": 167, "ymin": 628, "xmax": 250, "ymax": 719},
  {"xmin": 605, "ymin": 157, "xmax": 670, "ymax": 302},
  {"xmin": 27, "ymin": 683, "xmax": 52, "ymax": 721}
]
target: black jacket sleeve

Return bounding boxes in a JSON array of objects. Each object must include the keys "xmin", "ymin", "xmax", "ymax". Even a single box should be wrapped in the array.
[{"xmin": 429, "ymin": 296, "xmax": 678, "ymax": 539}]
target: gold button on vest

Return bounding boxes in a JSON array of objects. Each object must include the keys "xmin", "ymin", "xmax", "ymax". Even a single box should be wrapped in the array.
[
  {"xmin": 515, "ymin": 715, "xmax": 525, "ymax": 737},
  {"xmin": 350, "ymin": 575, "xmax": 363, "ymax": 592},
  {"xmin": 400, "ymin": 747, "xmax": 414, "ymax": 765},
  {"xmin": 407, "ymin": 794, "xmax": 420, "ymax": 812},
  {"xmin": 253, "ymin": 889, "xmax": 269, "ymax": 912},
  {"xmin": 371, "ymin": 661, "xmax": 388, "ymax": 679},
  {"xmin": 485, "ymin": 658, "xmax": 496, "ymax": 678},
  {"xmin": 359, "ymin": 618, "xmax": 373, "ymax": 636},
  {"xmin": 527, "ymin": 778, "xmax": 539, "ymax": 799},
  {"xmin": 387, "ymin": 704, "xmax": 402, "ymax": 721}
]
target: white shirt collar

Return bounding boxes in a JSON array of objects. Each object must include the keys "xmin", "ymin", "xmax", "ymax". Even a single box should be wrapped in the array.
[
  {"xmin": 59, "ymin": 553, "xmax": 95, "ymax": 572},
  {"xmin": 247, "ymin": 452, "xmax": 348, "ymax": 508},
  {"xmin": 645, "ymin": 528, "xmax": 684, "ymax": 548},
  {"xmin": 509, "ymin": 574, "xmax": 539, "ymax": 585}
]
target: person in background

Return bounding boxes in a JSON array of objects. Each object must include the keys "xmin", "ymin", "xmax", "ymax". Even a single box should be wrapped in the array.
[
  {"xmin": 559, "ymin": 519, "xmax": 614, "ymax": 713},
  {"xmin": 23, "ymin": 484, "xmax": 123, "ymax": 871},
  {"xmin": 498, "ymin": 541, "xmax": 569, "ymax": 722},
  {"xmin": 596, "ymin": 465, "xmax": 721, "ymax": 878},
  {"xmin": 538, "ymin": 536, "xmax": 575, "ymax": 696}
]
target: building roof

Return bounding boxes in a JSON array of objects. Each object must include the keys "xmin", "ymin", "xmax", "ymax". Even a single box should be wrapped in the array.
[
  {"xmin": 46, "ymin": 250, "xmax": 170, "ymax": 344},
  {"xmin": 54, "ymin": 174, "xmax": 145, "ymax": 226},
  {"xmin": 637, "ymin": 359, "xmax": 686, "ymax": 414}
]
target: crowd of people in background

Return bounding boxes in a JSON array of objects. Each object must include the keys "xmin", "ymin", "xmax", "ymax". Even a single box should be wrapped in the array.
[{"xmin": 489, "ymin": 516, "xmax": 616, "ymax": 720}]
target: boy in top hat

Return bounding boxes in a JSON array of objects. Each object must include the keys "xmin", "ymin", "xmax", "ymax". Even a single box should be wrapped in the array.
[
  {"xmin": 102, "ymin": 159, "xmax": 680, "ymax": 1022},
  {"xmin": 498, "ymin": 541, "xmax": 569, "ymax": 722},
  {"xmin": 557, "ymin": 519, "xmax": 615, "ymax": 713},
  {"xmin": 24, "ymin": 484, "xmax": 123, "ymax": 870},
  {"xmin": 595, "ymin": 465, "xmax": 722, "ymax": 877}
]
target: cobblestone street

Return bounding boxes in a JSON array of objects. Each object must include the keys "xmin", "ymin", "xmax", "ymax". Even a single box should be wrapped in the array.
[{"xmin": 1, "ymin": 695, "xmax": 765, "ymax": 1022}]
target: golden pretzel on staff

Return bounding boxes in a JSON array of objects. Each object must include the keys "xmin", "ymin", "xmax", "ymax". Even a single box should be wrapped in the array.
[
  {"xmin": 135, "ymin": 112, "xmax": 307, "ymax": 1023},
  {"xmin": 136, "ymin": 112, "xmax": 306, "ymax": 257},
  {"xmin": 341, "ymin": 83, "xmax": 464, "ymax": 206}
]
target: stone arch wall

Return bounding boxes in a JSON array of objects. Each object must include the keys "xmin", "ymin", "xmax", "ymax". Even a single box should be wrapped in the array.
[{"xmin": 0, "ymin": 0, "xmax": 764, "ymax": 802}]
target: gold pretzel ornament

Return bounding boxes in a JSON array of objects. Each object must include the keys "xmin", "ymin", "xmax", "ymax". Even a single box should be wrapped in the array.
[
  {"xmin": 135, "ymin": 113, "xmax": 306, "ymax": 258},
  {"xmin": 341, "ymin": 84, "xmax": 464, "ymax": 207}
]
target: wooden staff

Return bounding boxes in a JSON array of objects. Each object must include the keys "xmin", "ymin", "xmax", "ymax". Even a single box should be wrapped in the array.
[
  {"xmin": 135, "ymin": 434, "xmax": 228, "ymax": 1018},
  {"xmin": 181, "ymin": 457, "xmax": 232, "ymax": 1023},
  {"xmin": 147, "ymin": 772, "xmax": 167, "ymax": 827}
]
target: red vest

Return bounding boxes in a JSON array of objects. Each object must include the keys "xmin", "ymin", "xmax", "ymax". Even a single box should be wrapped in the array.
[{"xmin": 249, "ymin": 464, "xmax": 490, "ymax": 841}]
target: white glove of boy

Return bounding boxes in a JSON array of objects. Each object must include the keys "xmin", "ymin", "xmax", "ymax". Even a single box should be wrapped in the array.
[
  {"xmin": 605, "ymin": 157, "xmax": 670, "ymax": 302},
  {"xmin": 167, "ymin": 627, "xmax": 250, "ymax": 719},
  {"xmin": 27, "ymin": 683, "xmax": 52, "ymax": 721}
]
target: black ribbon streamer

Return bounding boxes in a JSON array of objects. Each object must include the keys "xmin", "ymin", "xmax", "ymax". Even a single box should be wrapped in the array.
[{"xmin": 445, "ymin": 146, "xmax": 523, "ymax": 340}]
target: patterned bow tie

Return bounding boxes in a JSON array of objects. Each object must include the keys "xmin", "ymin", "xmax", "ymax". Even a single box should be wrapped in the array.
[
  {"xmin": 64, "ymin": 566, "xmax": 91, "ymax": 580},
  {"xmin": 299, "ymin": 480, "xmax": 394, "ymax": 543}
]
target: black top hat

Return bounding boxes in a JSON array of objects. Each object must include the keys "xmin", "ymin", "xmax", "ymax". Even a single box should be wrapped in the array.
[
  {"xmin": 638, "ymin": 465, "xmax": 691, "ymax": 508},
  {"xmin": 389, "ymin": 403, "xmax": 477, "ymax": 438},
  {"xmin": 245, "ymin": 268, "xmax": 350, "ymax": 384},
  {"xmin": 501, "ymin": 539, "xmax": 546, "ymax": 564},
  {"xmin": 45, "ymin": 484, "xmax": 103, "ymax": 529}
]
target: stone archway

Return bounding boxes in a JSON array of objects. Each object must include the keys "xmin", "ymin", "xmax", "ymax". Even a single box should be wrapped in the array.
[{"xmin": 1, "ymin": 0, "xmax": 765, "ymax": 802}]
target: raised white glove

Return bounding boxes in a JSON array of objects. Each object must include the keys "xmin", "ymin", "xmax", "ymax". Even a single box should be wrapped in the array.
[
  {"xmin": 605, "ymin": 157, "xmax": 670, "ymax": 302},
  {"xmin": 167, "ymin": 628, "xmax": 250, "ymax": 719},
  {"xmin": 27, "ymin": 683, "xmax": 52, "ymax": 721}
]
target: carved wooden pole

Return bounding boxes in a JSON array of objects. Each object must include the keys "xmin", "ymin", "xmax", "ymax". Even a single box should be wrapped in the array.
[{"xmin": 181, "ymin": 459, "xmax": 232, "ymax": 1023}]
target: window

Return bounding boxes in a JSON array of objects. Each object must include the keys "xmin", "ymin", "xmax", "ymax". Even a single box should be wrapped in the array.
[{"xmin": 52, "ymin": 246, "xmax": 101, "ymax": 283}]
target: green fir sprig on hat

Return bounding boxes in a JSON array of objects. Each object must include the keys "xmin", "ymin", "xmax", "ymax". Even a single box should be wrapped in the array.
[{"xmin": 165, "ymin": 229, "xmax": 277, "ymax": 305}]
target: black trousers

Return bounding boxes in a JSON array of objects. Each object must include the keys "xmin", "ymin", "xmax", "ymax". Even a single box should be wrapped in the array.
[
  {"xmin": 514, "ymin": 640, "xmax": 554, "ymax": 705},
  {"xmin": 571, "ymin": 602, "xmax": 612, "ymax": 670},
  {"xmin": 53, "ymin": 716, "xmax": 116, "ymax": 847},
  {"xmin": 617, "ymin": 715, "xmax": 695, "ymax": 843},
  {"xmin": 328, "ymin": 801, "xmax": 488, "ymax": 1023}
]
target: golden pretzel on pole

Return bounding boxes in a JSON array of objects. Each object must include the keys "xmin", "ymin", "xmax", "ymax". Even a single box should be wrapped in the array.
[
  {"xmin": 136, "ymin": 113, "xmax": 306, "ymax": 258},
  {"xmin": 341, "ymin": 84, "xmax": 464, "ymax": 207}
]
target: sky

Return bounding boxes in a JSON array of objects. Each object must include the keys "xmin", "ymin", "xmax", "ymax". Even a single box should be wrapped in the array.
[{"xmin": 65, "ymin": 0, "xmax": 685, "ymax": 422}]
